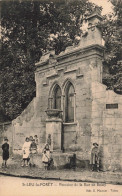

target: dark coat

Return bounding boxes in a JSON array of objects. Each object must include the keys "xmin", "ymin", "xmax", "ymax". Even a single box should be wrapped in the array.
[
  {"xmin": 2, "ymin": 143, "xmax": 9, "ymax": 160},
  {"xmin": 90, "ymin": 146, "xmax": 99, "ymax": 165}
]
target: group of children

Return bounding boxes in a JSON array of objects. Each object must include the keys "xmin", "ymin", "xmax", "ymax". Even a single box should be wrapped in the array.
[
  {"xmin": 22, "ymin": 135, "xmax": 52, "ymax": 170},
  {"xmin": 22, "ymin": 135, "xmax": 38, "ymax": 167},
  {"xmin": 1, "ymin": 137, "xmax": 100, "ymax": 171},
  {"xmin": 1, "ymin": 135, "xmax": 52, "ymax": 170}
]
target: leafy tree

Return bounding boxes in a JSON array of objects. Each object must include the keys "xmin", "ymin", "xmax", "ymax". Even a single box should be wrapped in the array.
[
  {"xmin": 0, "ymin": 0, "xmax": 95, "ymax": 121},
  {"xmin": 101, "ymin": 0, "xmax": 122, "ymax": 94}
]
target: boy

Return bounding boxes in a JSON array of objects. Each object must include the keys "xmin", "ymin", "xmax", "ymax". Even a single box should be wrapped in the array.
[
  {"xmin": 2, "ymin": 138, "xmax": 9, "ymax": 168},
  {"xmin": 90, "ymin": 143, "xmax": 100, "ymax": 172}
]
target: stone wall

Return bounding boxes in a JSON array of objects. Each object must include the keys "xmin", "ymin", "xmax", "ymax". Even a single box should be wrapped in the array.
[
  {"xmin": 91, "ymin": 82, "xmax": 122, "ymax": 171},
  {"xmin": 12, "ymin": 98, "xmax": 45, "ymax": 154},
  {"xmin": 9, "ymin": 62, "xmax": 122, "ymax": 171}
]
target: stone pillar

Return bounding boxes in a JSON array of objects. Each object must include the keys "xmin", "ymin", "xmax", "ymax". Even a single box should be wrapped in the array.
[
  {"xmin": 46, "ymin": 118, "xmax": 62, "ymax": 151},
  {"xmin": 45, "ymin": 109, "xmax": 62, "ymax": 152}
]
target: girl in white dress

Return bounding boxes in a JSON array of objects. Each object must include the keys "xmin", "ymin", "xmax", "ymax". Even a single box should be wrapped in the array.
[
  {"xmin": 21, "ymin": 137, "xmax": 30, "ymax": 167},
  {"xmin": 42, "ymin": 144, "xmax": 51, "ymax": 170}
]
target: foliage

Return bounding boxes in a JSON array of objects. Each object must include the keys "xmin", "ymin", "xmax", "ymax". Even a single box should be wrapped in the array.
[
  {"xmin": 0, "ymin": 0, "xmax": 95, "ymax": 121},
  {"xmin": 101, "ymin": 0, "xmax": 122, "ymax": 94}
]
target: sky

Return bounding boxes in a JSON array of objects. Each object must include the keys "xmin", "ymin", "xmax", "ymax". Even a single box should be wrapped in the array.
[{"xmin": 89, "ymin": 0, "xmax": 113, "ymax": 15}]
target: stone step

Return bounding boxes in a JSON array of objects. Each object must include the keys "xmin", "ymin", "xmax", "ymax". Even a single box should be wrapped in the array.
[{"xmin": 52, "ymin": 152, "xmax": 90, "ymax": 169}]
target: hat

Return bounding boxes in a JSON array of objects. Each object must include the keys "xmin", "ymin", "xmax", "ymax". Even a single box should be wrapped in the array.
[
  {"xmin": 93, "ymin": 143, "xmax": 99, "ymax": 146},
  {"xmin": 4, "ymin": 138, "xmax": 8, "ymax": 141},
  {"xmin": 45, "ymin": 143, "xmax": 49, "ymax": 150}
]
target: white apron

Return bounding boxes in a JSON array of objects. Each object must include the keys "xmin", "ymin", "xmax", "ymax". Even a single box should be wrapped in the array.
[{"xmin": 22, "ymin": 141, "xmax": 30, "ymax": 159}]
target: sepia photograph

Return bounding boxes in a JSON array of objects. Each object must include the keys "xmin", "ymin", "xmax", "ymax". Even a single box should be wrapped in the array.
[{"xmin": 0, "ymin": 0, "xmax": 122, "ymax": 195}]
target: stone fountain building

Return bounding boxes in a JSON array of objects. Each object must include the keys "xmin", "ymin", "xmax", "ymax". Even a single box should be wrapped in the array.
[{"xmin": 1, "ymin": 10, "xmax": 122, "ymax": 171}]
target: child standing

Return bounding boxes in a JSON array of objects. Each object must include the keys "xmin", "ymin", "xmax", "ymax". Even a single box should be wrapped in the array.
[
  {"xmin": 29, "ymin": 136, "xmax": 33, "ymax": 144},
  {"xmin": 22, "ymin": 137, "xmax": 30, "ymax": 167},
  {"xmin": 47, "ymin": 134, "xmax": 51, "ymax": 150},
  {"xmin": 2, "ymin": 138, "xmax": 9, "ymax": 168},
  {"xmin": 34, "ymin": 135, "xmax": 38, "ymax": 146},
  {"xmin": 42, "ymin": 144, "xmax": 51, "ymax": 170},
  {"xmin": 30, "ymin": 139, "xmax": 37, "ymax": 167},
  {"xmin": 90, "ymin": 143, "xmax": 100, "ymax": 172}
]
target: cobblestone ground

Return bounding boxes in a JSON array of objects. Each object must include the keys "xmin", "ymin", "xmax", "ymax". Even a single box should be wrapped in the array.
[{"xmin": 0, "ymin": 157, "xmax": 122, "ymax": 185}]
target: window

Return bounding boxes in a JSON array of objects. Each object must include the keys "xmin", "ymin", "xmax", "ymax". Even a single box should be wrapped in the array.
[
  {"xmin": 65, "ymin": 83, "xmax": 75, "ymax": 122},
  {"xmin": 54, "ymin": 85, "xmax": 61, "ymax": 109},
  {"xmin": 48, "ymin": 85, "xmax": 61, "ymax": 109},
  {"xmin": 48, "ymin": 98, "xmax": 53, "ymax": 109}
]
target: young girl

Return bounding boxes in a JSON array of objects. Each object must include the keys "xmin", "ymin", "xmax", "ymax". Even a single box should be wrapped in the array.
[
  {"xmin": 22, "ymin": 137, "xmax": 30, "ymax": 167},
  {"xmin": 30, "ymin": 139, "xmax": 37, "ymax": 167},
  {"xmin": 2, "ymin": 138, "xmax": 9, "ymax": 168},
  {"xmin": 42, "ymin": 144, "xmax": 51, "ymax": 170},
  {"xmin": 34, "ymin": 135, "xmax": 38, "ymax": 146}
]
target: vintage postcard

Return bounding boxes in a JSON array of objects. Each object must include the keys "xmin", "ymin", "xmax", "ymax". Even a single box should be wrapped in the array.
[{"xmin": 0, "ymin": 0, "xmax": 122, "ymax": 195}]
